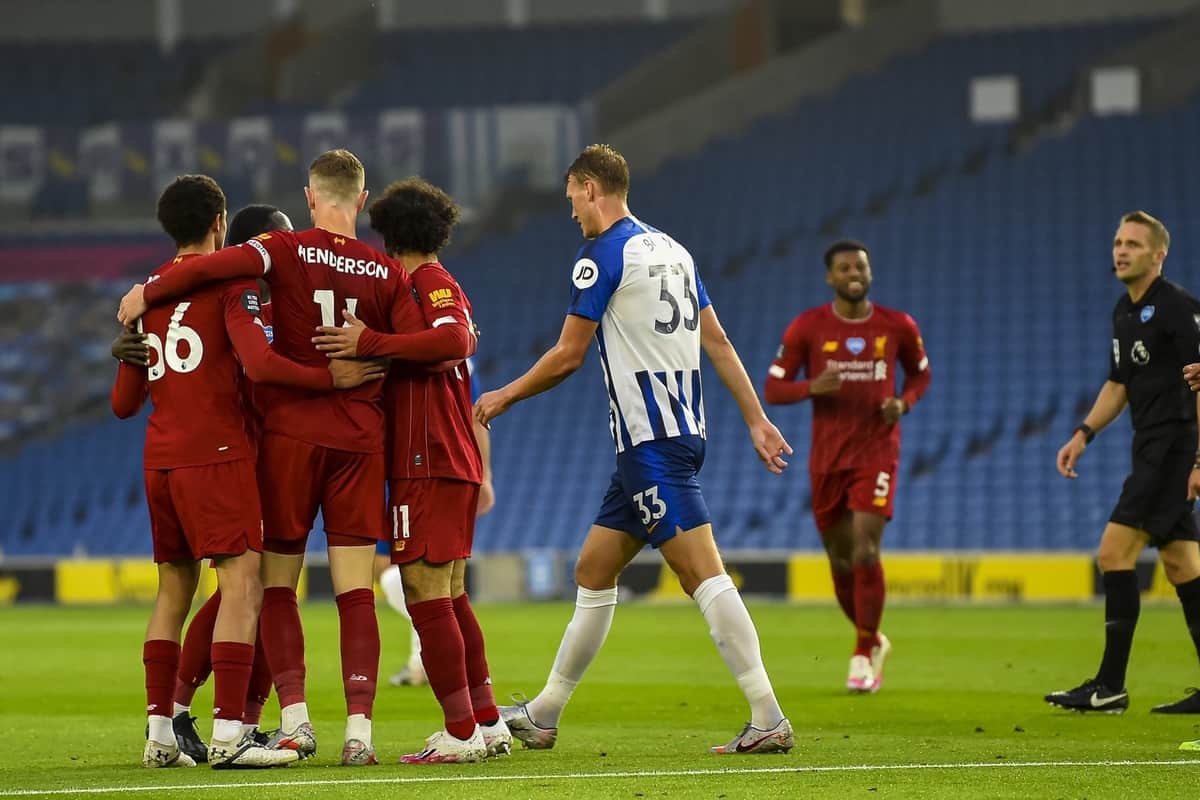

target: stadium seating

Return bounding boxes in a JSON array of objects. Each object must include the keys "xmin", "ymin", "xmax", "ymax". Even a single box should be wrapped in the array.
[
  {"xmin": 0, "ymin": 38, "xmax": 237, "ymax": 125},
  {"xmin": 344, "ymin": 22, "xmax": 695, "ymax": 109},
  {"xmin": 0, "ymin": 20, "xmax": 1186, "ymax": 557},
  {"xmin": 0, "ymin": 22, "xmax": 691, "ymax": 127}
]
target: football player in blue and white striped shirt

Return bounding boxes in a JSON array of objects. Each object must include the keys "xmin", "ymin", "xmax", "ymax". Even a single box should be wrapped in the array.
[{"xmin": 475, "ymin": 144, "xmax": 794, "ymax": 755}]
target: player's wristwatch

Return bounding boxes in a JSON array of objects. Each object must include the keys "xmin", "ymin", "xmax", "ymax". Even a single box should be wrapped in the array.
[{"xmin": 1073, "ymin": 423, "xmax": 1095, "ymax": 444}]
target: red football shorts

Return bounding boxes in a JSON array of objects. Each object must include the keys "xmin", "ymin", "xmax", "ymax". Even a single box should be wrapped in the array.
[
  {"xmin": 257, "ymin": 432, "xmax": 385, "ymax": 554},
  {"xmin": 144, "ymin": 459, "xmax": 263, "ymax": 563},
  {"xmin": 810, "ymin": 464, "xmax": 897, "ymax": 533},
  {"xmin": 386, "ymin": 478, "xmax": 479, "ymax": 566}
]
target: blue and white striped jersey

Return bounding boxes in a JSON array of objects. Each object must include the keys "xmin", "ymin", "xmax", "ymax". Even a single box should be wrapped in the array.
[{"xmin": 567, "ymin": 217, "xmax": 711, "ymax": 453}]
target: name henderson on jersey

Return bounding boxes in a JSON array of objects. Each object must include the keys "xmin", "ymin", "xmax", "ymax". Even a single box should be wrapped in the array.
[{"xmin": 246, "ymin": 238, "xmax": 389, "ymax": 279}]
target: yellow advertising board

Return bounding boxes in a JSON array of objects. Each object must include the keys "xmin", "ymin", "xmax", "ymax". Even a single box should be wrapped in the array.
[{"xmin": 788, "ymin": 553, "xmax": 1094, "ymax": 602}]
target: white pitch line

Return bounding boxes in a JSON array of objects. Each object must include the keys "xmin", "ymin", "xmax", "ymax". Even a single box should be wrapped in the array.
[{"xmin": 2, "ymin": 759, "xmax": 1198, "ymax": 797}]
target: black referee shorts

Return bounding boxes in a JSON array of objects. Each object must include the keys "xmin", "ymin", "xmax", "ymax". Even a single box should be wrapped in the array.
[{"xmin": 1109, "ymin": 426, "xmax": 1200, "ymax": 547}]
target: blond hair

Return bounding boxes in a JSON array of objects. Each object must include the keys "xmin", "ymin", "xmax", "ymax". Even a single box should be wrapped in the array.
[
  {"xmin": 309, "ymin": 149, "xmax": 365, "ymax": 204},
  {"xmin": 1121, "ymin": 210, "xmax": 1170, "ymax": 252},
  {"xmin": 565, "ymin": 144, "xmax": 630, "ymax": 197}
]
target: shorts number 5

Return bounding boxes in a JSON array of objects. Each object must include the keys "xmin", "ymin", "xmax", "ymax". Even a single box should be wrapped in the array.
[{"xmin": 874, "ymin": 472, "xmax": 891, "ymax": 502}]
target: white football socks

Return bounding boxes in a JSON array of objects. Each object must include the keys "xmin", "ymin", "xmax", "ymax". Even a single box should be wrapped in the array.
[
  {"xmin": 345, "ymin": 713, "xmax": 372, "ymax": 747},
  {"xmin": 527, "ymin": 586, "xmax": 618, "ymax": 727},
  {"xmin": 381, "ymin": 565, "xmax": 424, "ymax": 668},
  {"xmin": 693, "ymin": 574, "xmax": 785, "ymax": 730},
  {"xmin": 147, "ymin": 714, "xmax": 173, "ymax": 745},
  {"xmin": 172, "ymin": 702, "xmax": 189, "ymax": 717},
  {"xmin": 408, "ymin": 622, "xmax": 423, "ymax": 670},
  {"xmin": 379, "ymin": 566, "xmax": 409, "ymax": 618},
  {"xmin": 280, "ymin": 701, "xmax": 310, "ymax": 734},
  {"xmin": 212, "ymin": 718, "xmax": 242, "ymax": 744}
]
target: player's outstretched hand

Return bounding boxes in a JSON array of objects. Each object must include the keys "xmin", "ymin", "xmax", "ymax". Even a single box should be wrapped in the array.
[
  {"xmin": 809, "ymin": 366, "xmax": 843, "ymax": 396},
  {"xmin": 749, "ymin": 417, "xmax": 792, "ymax": 475},
  {"xmin": 112, "ymin": 327, "xmax": 149, "ymax": 366},
  {"xmin": 474, "ymin": 389, "xmax": 513, "ymax": 429},
  {"xmin": 117, "ymin": 284, "xmax": 147, "ymax": 326},
  {"xmin": 313, "ymin": 309, "xmax": 367, "ymax": 358},
  {"xmin": 1056, "ymin": 435, "xmax": 1086, "ymax": 479},
  {"xmin": 880, "ymin": 397, "xmax": 908, "ymax": 425},
  {"xmin": 1184, "ymin": 363, "xmax": 1200, "ymax": 392},
  {"xmin": 328, "ymin": 357, "xmax": 389, "ymax": 389}
]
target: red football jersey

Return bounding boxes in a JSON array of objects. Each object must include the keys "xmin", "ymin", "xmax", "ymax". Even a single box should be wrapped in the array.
[
  {"xmin": 143, "ymin": 228, "xmax": 409, "ymax": 453},
  {"xmin": 113, "ymin": 255, "xmax": 333, "ymax": 469},
  {"xmin": 766, "ymin": 302, "xmax": 931, "ymax": 472},
  {"xmin": 358, "ymin": 262, "xmax": 481, "ymax": 483}
]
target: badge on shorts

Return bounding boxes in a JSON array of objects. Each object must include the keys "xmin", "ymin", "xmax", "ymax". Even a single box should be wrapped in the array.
[{"xmin": 1140, "ymin": 305, "xmax": 1155, "ymax": 323}]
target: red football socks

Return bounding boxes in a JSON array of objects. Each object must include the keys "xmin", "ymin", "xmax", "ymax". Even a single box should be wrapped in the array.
[
  {"xmin": 335, "ymin": 588, "xmax": 379, "ymax": 718},
  {"xmin": 175, "ymin": 590, "xmax": 221, "ymax": 707},
  {"xmin": 243, "ymin": 629, "xmax": 272, "ymax": 726},
  {"xmin": 452, "ymin": 592, "xmax": 498, "ymax": 725},
  {"xmin": 211, "ymin": 641, "xmax": 255, "ymax": 724},
  {"xmin": 260, "ymin": 586, "xmax": 306, "ymax": 708},
  {"xmin": 408, "ymin": 597, "xmax": 475, "ymax": 740},
  {"xmin": 853, "ymin": 561, "xmax": 886, "ymax": 656},
  {"xmin": 143, "ymin": 639, "xmax": 180, "ymax": 719},
  {"xmin": 831, "ymin": 569, "xmax": 856, "ymax": 625}
]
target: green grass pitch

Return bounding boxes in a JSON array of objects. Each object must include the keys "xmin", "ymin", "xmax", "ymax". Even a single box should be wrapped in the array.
[{"xmin": 1, "ymin": 601, "xmax": 1199, "ymax": 799}]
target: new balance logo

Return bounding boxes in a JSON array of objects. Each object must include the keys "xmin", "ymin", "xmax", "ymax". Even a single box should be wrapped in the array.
[{"xmin": 349, "ymin": 674, "xmax": 369, "ymax": 682}]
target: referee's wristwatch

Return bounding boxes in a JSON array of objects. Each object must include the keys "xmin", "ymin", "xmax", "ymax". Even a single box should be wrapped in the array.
[{"xmin": 1073, "ymin": 423, "xmax": 1095, "ymax": 444}]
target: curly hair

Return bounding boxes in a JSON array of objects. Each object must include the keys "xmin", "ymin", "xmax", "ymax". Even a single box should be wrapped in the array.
[
  {"xmin": 368, "ymin": 177, "xmax": 460, "ymax": 256},
  {"xmin": 156, "ymin": 175, "xmax": 225, "ymax": 247}
]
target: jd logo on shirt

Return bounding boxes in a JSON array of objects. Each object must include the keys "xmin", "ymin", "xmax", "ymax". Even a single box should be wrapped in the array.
[
  {"xmin": 1131, "ymin": 340, "xmax": 1150, "ymax": 365},
  {"xmin": 572, "ymin": 258, "xmax": 599, "ymax": 289},
  {"xmin": 846, "ymin": 337, "xmax": 866, "ymax": 355},
  {"xmin": 1140, "ymin": 305, "xmax": 1155, "ymax": 323}
]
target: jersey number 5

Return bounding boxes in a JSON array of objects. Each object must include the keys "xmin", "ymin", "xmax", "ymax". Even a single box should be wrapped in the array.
[
  {"xmin": 648, "ymin": 264, "xmax": 698, "ymax": 334},
  {"xmin": 141, "ymin": 302, "xmax": 204, "ymax": 382},
  {"xmin": 313, "ymin": 289, "xmax": 360, "ymax": 327}
]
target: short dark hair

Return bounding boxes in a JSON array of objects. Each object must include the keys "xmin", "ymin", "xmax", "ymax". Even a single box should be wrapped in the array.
[
  {"xmin": 1120, "ymin": 210, "xmax": 1170, "ymax": 251},
  {"xmin": 368, "ymin": 177, "xmax": 460, "ymax": 256},
  {"xmin": 565, "ymin": 144, "xmax": 630, "ymax": 197},
  {"xmin": 228, "ymin": 204, "xmax": 292, "ymax": 246},
  {"xmin": 823, "ymin": 239, "xmax": 870, "ymax": 269},
  {"xmin": 156, "ymin": 175, "xmax": 225, "ymax": 247}
]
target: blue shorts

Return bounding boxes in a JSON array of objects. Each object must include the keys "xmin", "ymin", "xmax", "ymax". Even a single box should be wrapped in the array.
[
  {"xmin": 593, "ymin": 435, "xmax": 711, "ymax": 548},
  {"xmin": 376, "ymin": 538, "xmax": 390, "ymax": 556}
]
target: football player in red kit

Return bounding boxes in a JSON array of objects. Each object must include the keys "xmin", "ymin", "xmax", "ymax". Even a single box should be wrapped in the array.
[
  {"xmin": 112, "ymin": 176, "xmax": 380, "ymax": 769},
  {"xmin": 764, "ymin": 240, "xmax": 931, "ymax": 694},
  {"xmin": 312, "ymin": 177, "xmax": 505, "ymax": 763},
  {"xmin": 117, "ymin": 151, "xmax": 447, "ymax": 766}
]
